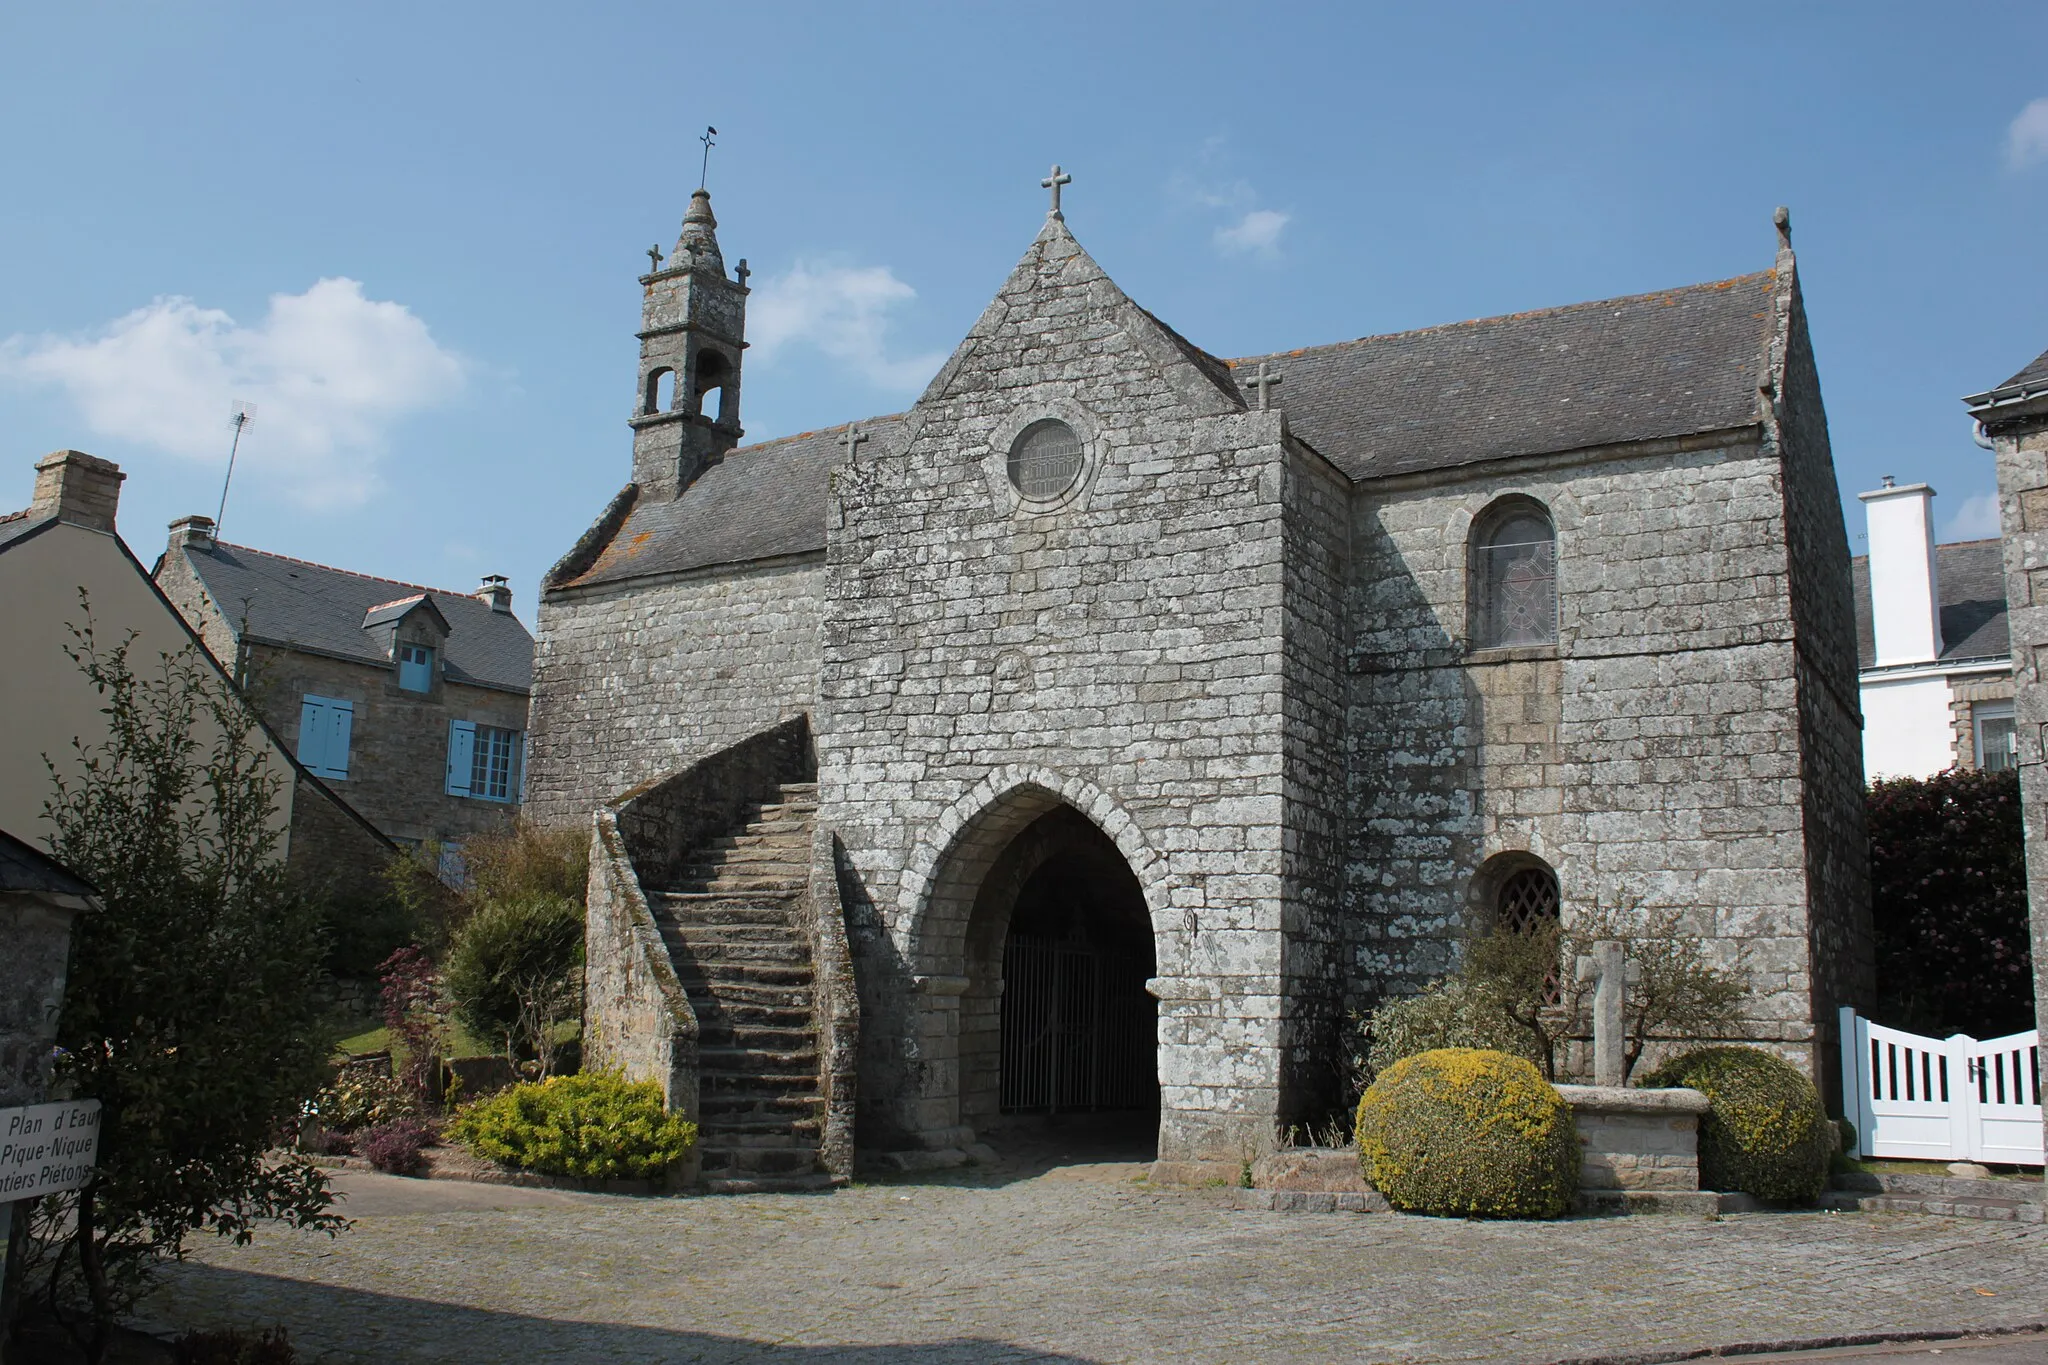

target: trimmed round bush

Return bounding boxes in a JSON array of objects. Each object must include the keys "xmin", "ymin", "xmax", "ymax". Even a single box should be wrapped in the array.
[
  {"xmin": 1639, "ymin": 1046, "xmax": 1832, "ymax": 1201},
  {"xmin": 448, "ymin": 1072, "xmax": 696, "ymax": 1181},
  {"xmin": 1353, "ymin": 1047, "xmax": 1578, "ymax": 1218}
]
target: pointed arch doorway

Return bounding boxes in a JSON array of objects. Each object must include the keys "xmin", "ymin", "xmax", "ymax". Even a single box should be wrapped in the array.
[{"xmin": 939, "ymin": 801, "xmax": 1160, "ymax": 1154}]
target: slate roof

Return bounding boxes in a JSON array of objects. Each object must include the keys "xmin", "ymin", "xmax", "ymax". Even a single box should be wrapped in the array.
[
  {"xmin": 1999, "ymin": 347, "xmax": 2048, "ymax": 392},
  {"xmin": 0, "ymin": 828, "xmax": 97, "ymax": 901},
  {"xmin": 0, "ymin": 508, "xmax": 46, "ymax": 551},
  {"xmin": 566, "ymin": 415, "xmax": 908, "ymax": 589},
  {"xmin": 1850, "ymin": 538, "xmax": 2010, "ymax": 670},
  {"xmin": 1231, "ymin": 273, "xmax": 1778, "ymax": 482},
  {"xmin": 174, "ymin": 543, "xmax": 534, "ymax": 693},
  {"xmin": 560, "ymin": 270, "xmax": 1780, "ymax": 588}
]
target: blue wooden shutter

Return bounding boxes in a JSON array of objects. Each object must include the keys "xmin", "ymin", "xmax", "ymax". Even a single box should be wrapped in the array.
[
  {"xmin": 297, "ymin": 698, "xmax": 328, "ymax": 773},
  {"xmin": 327, "ymin": 701, "xmax": 353, "ymax": 779},
  {"xmin": 446, "ymin": 720, "xmax": 476, "ymax": 796}
]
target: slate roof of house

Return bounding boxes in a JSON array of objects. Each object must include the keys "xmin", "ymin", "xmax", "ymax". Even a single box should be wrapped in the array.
[
  {"xmin": 1850, "ymin": 538, "xmax": 2011, "ymax": 670},
  {"xmin": 0, "ymin": 508, "xmax": 45, "ymax": 550},
  {"xmin": 174, "ymin": 542, "xmax": 534, "ymax": 693},
  {"xmin": 0, "ymin": 827, "xmax": 97, "ymax": 901},
  {"xmin": 560, "ymin": 269, "xmax": 1780, "ymax": 589}
]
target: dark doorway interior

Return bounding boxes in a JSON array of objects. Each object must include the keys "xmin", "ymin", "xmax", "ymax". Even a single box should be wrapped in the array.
[{"xmin": 997, "ymin": 818, "xmax": 1158, "ymax": 1118}]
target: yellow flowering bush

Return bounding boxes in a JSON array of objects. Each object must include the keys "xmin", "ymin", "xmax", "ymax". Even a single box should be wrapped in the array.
[
  {"xmin": 1639, "ymin": 1046, "xmax": 1832, "ymax": 1201},
  {"xmin": 448, "ymin": 1072, "xmax": 696, "ymax": 1181},
  {"xmin": 1354, "ymin": 1047, "xmax": 1578, "ymax": 1218}
]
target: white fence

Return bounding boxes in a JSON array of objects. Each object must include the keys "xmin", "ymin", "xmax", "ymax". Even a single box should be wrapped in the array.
[{"xmin": 1839, "ymin": 1007, "xmax": 2042, "ymax": 1166}]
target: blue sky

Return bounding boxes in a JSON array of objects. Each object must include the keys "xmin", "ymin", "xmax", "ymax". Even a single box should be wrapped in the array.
[{"xmin": 4, "ymin": 2, "xmax": 2046, "ymax": 625}]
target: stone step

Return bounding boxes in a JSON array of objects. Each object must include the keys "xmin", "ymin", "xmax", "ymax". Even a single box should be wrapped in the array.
[
  {"xmin": 673, "ymin": 960, "xmax": 815, "ymax": 990},
  {"xmin": 651, "ymin": 889, "xmax": 802, "ymax": 910},
  {"xmin": 701, "ymin": 1116, "xmax": 824, "ymax": 1141},
  {"xmin": 673, "ymin": 874, "xmax": 809, "ymax": 895},
  {"xmin": 701, "ymin": 1172, "xmax": 845, "ymax": 1196},
  {"xmin": 705, "ymin": 829, "xmax": 813, "ymax": 852},
  {"xmin": 661, "ymin": 920, "xmax": 804, "ymax": 945},
  {"xmin": 697, "ymin": 1091, "xmax": 825, "ymax": 1120},
  {"xmin": 675, "ymin": 864, "xmax": 811, "ymax": 886},
  {"xmin": 698, "ymin": 1045, "xmax": 819, "ymax": 1076},
  {"xmin": 695, "ymin": 1022, "xmax": 817, "ymax": 1052},
  {"xmin": 664, "ymin": 936, "xmax": 811, "ymax": 968},
  {"xmin": 687, "ymin": 996, "xmax": 814, "ymax": 1026},
  {"xmin": 698, "ymin": 1145, "xmax": 820, "ymax": 1177},
  {"xmin": 693, "ymin": 841, "xmax": 810, "ymax": 864},
  {"xmin": 650, "ymin": 901, "xmax": 792, "ymax": 929}
]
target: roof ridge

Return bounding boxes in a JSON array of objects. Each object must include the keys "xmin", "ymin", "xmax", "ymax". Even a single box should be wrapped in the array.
[
  {"xmin": 1227, "ymin": 270, "xmax": 1778, "ymax": 367},
  {"xmin": 1939, "ymin": 536, "xmax": 2002, "ymax": 550},
  {"xmin": 209, "ymin": 540, "xmax": 477, "ymax": 602},
  {"xmin": 729, "ymin": 412, "xmax": 907, "ymax": 457}
]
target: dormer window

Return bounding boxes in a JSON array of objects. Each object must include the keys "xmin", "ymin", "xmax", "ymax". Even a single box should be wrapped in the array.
[{"xmin": 399, "ymin": 643, "xmax": 435, "ymax": 692}]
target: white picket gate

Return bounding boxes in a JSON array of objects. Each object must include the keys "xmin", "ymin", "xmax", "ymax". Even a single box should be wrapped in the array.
[{"xmin": 1838, "ymin": 1008, "xmax": 2043, "ymax": 1166}]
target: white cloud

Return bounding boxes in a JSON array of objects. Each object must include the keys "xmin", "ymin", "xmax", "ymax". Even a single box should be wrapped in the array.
[
  {"xmin": 0, "ymin": 278, "xmax": 463, "ymax": 508},
  {"xmin": 747, "ymin": 262, "xmax": 944, "ymax": 393},
  {"xmin": 1215, "ymin": 209, "xmax": 1292, "ymax": 261},
  {"xmin": 1941, "ymin": 491, "xmax": 2002, "ymax": 541},
  {"xmin": 2008, "ymin": 97, "xmax": 2048, "ymax": 170}
]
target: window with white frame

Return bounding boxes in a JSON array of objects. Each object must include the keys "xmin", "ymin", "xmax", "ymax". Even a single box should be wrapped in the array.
[
  {"xmin": 446, "ymin": 720, "xmax": 521, "ymax": 802},
  {"xmin": 398, "ymin": 642, "xmax": 435, "ymax": 693},
  {"xmin": 1975, "ymin": 702, "xmax": 2017, "ymax": 773},
  {"xmin": 296, "ymin": 695, "xmax": 353, "ymax": 780}
]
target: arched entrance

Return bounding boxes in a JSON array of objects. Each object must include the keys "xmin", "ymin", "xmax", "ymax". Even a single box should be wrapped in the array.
[{"xmin": 925, "ymin": 798, "xmax": 1160, "ymax": 1154}]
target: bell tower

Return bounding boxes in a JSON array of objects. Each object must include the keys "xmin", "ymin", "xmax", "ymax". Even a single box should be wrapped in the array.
[{"xmin": 630, "ymin": 189, "xmax": 748, "ymax": 499}]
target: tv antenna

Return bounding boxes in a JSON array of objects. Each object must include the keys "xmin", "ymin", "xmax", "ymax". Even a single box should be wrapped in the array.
[
  {"xmin": 699, "ymin": 125, "xmax": 717, "ymax": 189},
  {"xmin": 214, "ymin": 401, "xmax": 256, "ymax": 538}
]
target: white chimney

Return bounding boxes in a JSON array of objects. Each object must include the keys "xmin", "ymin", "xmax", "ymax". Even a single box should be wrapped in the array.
[{"xmin": 1859, "ymin": 478, "xmax": 1944, "ymax": 666}]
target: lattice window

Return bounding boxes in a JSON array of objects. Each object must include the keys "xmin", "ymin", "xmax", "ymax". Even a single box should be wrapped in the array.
[
  {"xmin": 1007, "ymin": 419, "xmax": 1084, "ymax": 501},
  {"xmin": 1497, "ymin": 866, "xmax": 1561, "ymax": 934},
  {"xmin": 1475, "ymin": 509, "xmax": 1557, "ymax": 648}
]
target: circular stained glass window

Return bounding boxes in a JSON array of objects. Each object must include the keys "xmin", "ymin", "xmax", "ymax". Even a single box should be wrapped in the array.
[{"xmin": 1007, "ymin": 419, "xmax": 1084, "ymax": 501}]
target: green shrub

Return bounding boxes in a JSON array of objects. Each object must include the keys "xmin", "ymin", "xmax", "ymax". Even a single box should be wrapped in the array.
[
  {"xmin": 1353, "ymin": 1047, "xmax": 1578, "ymax": 1218},
  {"xmin": 448, "ymin": 1072, "xmax": 696, "ymax": 1180},
  {"xmin": 443, "ymin": 893, "xmax": 584, "ymax": 1065},
  {"xmin": 312, "ymin": 1068, "xmax": 417, "ymax": 1132},
  {"xmin": 1355, "ymin": 977, "xmax": 1540, "ymax": 1088},
  {"xmin": 1640, "ymin": 1046, "xmax": 1833, "ymax": 1201}
]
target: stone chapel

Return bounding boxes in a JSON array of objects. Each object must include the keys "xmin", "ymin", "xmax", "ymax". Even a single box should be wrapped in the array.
[{"xmin": 527, "ymin": 181, "xmax": 1872, "ymax": 1189}]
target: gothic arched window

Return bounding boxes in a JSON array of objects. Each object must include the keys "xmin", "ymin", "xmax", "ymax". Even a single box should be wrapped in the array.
[{"xmin": 1472, "ymin": 501, "xmax": 1557, "ymax": 649}]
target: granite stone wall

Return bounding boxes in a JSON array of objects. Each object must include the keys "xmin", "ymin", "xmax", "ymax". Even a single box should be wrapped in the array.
[
  {"xmin": 526, "ymin": 559, "xmax": 824, "ymax": 828},
  {"xmin": 1346, "ymin": 434, "xmax": 1843, "ymax": 1071},
  {"xmin": 817, "ymin": 222, "xmax": 1308, "ymax": 1161}
]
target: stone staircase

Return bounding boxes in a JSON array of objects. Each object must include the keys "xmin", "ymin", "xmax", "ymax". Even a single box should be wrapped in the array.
[{"xmin": 644, "ymin": 781, "xmax": 838, "ymax": 1194}]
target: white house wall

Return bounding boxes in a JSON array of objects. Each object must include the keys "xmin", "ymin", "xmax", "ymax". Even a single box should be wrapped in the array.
[{"xmin": 1861, "ymin": 673, "xmax": 1956, "ymax": 779}]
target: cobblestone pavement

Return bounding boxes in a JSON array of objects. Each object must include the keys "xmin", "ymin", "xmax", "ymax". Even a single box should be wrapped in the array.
[{"xmin": 143, "ymin": 1162, "xmax": 2048, "ymax": 1365}]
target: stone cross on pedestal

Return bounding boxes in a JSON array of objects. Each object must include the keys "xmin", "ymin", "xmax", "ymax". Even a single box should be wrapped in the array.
[
  {"xmin": 736, "ymin": 258, "xmax": 751, "ymax": 288},
  {"xmin": 647, "ymin": 244, "xmax": 665, "ymax": 273},
  {"xmin": 1042, "ymin": 164, "xmax": 1072, "ymax": 219},
  {"xmin": 1575, "ymin": 940, "xmax": 1641, "ymax": 1088},
  {"xmin": 841, "ymin": 425, "xmax": 869, "ymax": 463},
  {"xmin": 1245, "ymin": 360, "xmax": 1283, "ymax": 411}
]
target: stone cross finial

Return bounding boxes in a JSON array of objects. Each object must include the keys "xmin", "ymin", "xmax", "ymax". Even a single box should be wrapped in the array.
[
  {"xmin": 647, "ymin": 244, "xmax": 665, "ymax": 273},
  {"xmin": 1245, "ymin": 360, "xmax": 1283, "ymax": 411},
  {"xmin": 841, "ymin": 425, "xmax": 869, "ymax": 462},
  {"xmin": 736, "ymin": 258, "xmax": 751, "ymax": 288},
  {"xmin": 1041, "ymin": 164, "xmax": 1072, "ymax": 219},
  {"xmin": 1574, "ymin": 940, "xmax": 1642, "ymax": 1087}
]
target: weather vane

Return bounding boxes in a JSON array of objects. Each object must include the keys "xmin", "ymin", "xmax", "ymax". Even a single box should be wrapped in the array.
[
  {"xmin": 214, "ymin": 401, "xmax": 257, "ymax": 538},
  {"xmin": 699, "ymin": 126, "xmax": 718, "ymax": 190}
]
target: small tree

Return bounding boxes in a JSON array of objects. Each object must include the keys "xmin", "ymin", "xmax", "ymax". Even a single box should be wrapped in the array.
[
  {"xmin": 1355, "ymin": 895, "xmax": 1746, "ymax": 1087},
  {"xmin": 1866, "ymin": 768, "xmax": 2032, "ymax": 1038},
  {"xmin": 443, "ymin": 895, "xmax": 584, "ymax": 1073},
  {"xmin": 30, "ymin": 603, "xmax": 342, "ymax": 1360}
]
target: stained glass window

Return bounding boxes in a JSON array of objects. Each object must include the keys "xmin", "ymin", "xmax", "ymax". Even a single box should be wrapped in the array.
[
  {"xmin": 1007, "ymin": 419, "xmax": 1084, "ymax": 501},
  {"xmin": 1475, "ymin": 509, "xmax": 1557, "ymax": 648}
]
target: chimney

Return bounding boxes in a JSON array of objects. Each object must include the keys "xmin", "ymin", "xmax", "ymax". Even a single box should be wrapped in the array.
[
  {"xmin": 30, "ymin": 450, "xmax": 124, "ymax": 534},
  {"xmin": 1859, "ymin": 479, "xmax": 1944, "ymax": 666},
  {"xmin": 477, "ymin": 574, "xmax": 513, "ymax": 614},
  {"xmin": 168, "ymin": 515, "xmax": 216, "ymax": 553}
]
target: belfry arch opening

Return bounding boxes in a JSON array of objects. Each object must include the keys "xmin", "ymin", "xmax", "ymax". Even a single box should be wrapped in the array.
[{"xmin": 954, "ymin": 805, "xmax": 1159, "ymax": 1150}]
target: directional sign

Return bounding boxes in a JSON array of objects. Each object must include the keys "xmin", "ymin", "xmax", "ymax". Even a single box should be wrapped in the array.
[{"xmin": 0, "ymin": 1099, "xmax": 101, "ymax": 1200}]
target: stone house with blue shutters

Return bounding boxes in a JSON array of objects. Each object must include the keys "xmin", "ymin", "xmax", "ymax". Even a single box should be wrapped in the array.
[
  {"xmin": 154, "ymin": 516, "xmax": 535, "ymax": 867},
  {"xmin": 526, "ymin": 187, "xmax": 1873, "ymax": 1189}
]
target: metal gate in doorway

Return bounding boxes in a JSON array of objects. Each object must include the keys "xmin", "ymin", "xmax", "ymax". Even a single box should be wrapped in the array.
[{"xmin": 999, "ymin": 935, "xmax": 1155, "ymax": 1112}]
